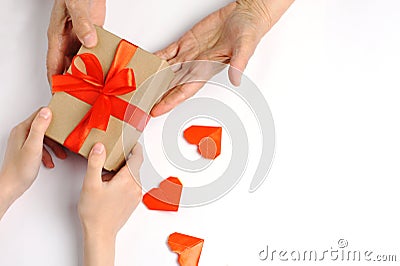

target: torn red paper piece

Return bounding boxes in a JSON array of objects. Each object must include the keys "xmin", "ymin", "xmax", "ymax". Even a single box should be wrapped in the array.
[
  {"xmin": 183, "ymin": 125, "xmax": 222, "ymax": 159},
  {"xmin": 168, "ymin": 232, "xmax": 204, "ymax": 266},
  {"xmin": 142, "ymin": 177, "xmax": 182, "ymax": 211}
]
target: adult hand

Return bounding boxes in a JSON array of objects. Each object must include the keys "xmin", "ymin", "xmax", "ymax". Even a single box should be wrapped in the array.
[
  {"xmin": 46, "ymin": 0, "xmax": 106, "ymax": 82},
  {"xmin": 78, "ymin": 143, "xmax": 143, "ymax": 266},
  {"xmin": 151, "ymin": 0, "xmax": 294, "ymax": 117},
  {"xmin": 44, "ymin": 0, "xmax": 106, "ymax": 168},
  {"xmin": 0, "ymin": 108, "xmax": 52, "ymax": 219}
]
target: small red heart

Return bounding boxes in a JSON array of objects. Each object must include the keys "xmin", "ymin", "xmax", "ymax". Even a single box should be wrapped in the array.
[
  {"xmin": 183, "ymin": 125, "xmax": 222, "ymax": 159},
  {"xmin": 168, "ymin": 232, "xmax": 204, "ymax": 266},
  {"xmin": 142, "ymin": 177, "xmax": 183, "ymax": 211}
]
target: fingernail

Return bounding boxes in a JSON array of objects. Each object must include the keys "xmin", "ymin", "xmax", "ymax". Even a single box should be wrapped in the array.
[
  {"xmin": 92, "ymin": 143, "xmax": 104, "ymax": 155},
  {"xmin": 39, "ymin": 108, "xmax": 51, "ymax": 120},
  {"xmin": 83, "ymin": 33, "xmax": 96, "ymax": 48}
]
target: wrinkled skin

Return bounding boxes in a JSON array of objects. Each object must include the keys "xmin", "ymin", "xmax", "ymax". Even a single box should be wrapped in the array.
[{"xmin": 151, "ymin": 0, "xmax": 294, "ymax": 117}]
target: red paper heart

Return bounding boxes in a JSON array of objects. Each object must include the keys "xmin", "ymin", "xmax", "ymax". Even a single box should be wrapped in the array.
[
  {"xmin": 168, "ymin": 232, "xmax": 204, "ymax": 266},
  {"xmin": 142, "ymin": 177, "xmax": 182, "ymax": 211},
  {"xmin": 183, "ymin": 125, "xmax": 222, "ymax": 159}
]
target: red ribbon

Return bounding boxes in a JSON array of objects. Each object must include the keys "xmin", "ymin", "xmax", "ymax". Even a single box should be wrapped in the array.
[{"xmin": 52, "ymin": 40, "xmax": 150, "ymax": 153}]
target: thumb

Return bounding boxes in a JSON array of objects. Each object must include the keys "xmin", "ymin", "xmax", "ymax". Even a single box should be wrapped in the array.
[
  {"xmin": 66, "ymin": 0, "xmax": 97, "ymax": 48},
  {"xmin": 23, "ymin": 108, "xmax": 52, "ymax": 153},
  {"xmin": 85, "ymin": 143, "xmax": 106, "ymax": 187},
  {"xmin": 229, "ymin": 37, "xmax": 258, "ymax": 86}
]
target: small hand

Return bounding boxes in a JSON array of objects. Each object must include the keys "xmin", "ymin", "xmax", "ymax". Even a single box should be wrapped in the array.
[
  {"xmin": 78, "ymin": 143, "xmax": 143, "ymax": 266},
  {"xmin": 151, "ymin": 0, "xmax": 294, "ymax": 117},
  {"xmin": 46, "ymin": 0, "xmax": 106, "ymax": 83},
  {"xmin": 0, "ymin": 108, "xmax": 53, "ymax": 218}
]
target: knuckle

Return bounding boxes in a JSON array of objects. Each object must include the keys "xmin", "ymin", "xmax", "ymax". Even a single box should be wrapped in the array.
[
  {"xmin": 126, "ymin": 178, "xmax": 142, "ymax": 197},
  {"xmin": 73, "ymin": 17, "xmax": 92, "ymax": 37},
  {"xmin": 119, "ymin": 179, "xmax": 132, "ymax": 193},
  {"xmin": 65, "ymin": 0, "xmax": 79, "ymax": 11},
  {"xmin": 77, "ymin": 204, "xmax": 84, "ymax": 216},
  {"xmin": 9, "ymin": 126, "xmax": 19, "ymax": 138},
  {"xmin": 75, "ymin": 15, "xmax": 90, "ymax": 27},
  {"xmin": 137, "ymin": 156, "xmax": 144, "ymax": 166},
  {"xmin": 133, "ymin": 186, "xmax": 142, "ymax": 199},
  {"xmin": 175, "ymin": 86, "xmax": 188, "ymax": 100},
  {"xmin": 13, "ymin": 123, "xmax": 26, "ymax": 136},
  {"xmin": 47, "ymin": 27, "xmax": 52, "ymax": 39}
]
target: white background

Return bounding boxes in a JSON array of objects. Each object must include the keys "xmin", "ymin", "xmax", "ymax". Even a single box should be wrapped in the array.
[{"xmin": 1, "ymin": 0, "xmax": 400, "ymax": 265}]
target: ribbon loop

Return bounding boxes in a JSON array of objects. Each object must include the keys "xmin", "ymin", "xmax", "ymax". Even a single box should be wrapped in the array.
[{"xmin": 52, "ymin": 40, "xmax": 149, "ymax": 153}]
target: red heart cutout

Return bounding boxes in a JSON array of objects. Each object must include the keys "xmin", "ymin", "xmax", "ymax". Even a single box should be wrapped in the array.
[
  {"xmin": 168, "ymin": 232, "xmax": 204, "ymax": 266},
  {"xmin": 184, "ymin": 125, "xmax": 222, "ymax": 159},
  {"xmin": 142, "ymin": 177, "xmax": 183, "ymax": 211}
]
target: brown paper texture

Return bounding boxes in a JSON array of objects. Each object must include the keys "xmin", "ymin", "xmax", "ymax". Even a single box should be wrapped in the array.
[{"xmin": 46, "ymin": 27, "xmax": 174, "ymax": 171}]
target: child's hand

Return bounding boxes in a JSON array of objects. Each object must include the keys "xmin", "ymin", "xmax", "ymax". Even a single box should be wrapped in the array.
[
  {"xmin": 0, "ymin": 108, "xmax": 52, "ymax": 218},
  {"xmin": 78, "ymin": 143, "xmax": 143, "ymax": 266}
]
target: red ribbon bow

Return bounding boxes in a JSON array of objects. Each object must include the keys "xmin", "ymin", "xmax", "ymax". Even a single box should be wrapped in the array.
[{"xmin": 52, "ymin": 40, "xmax": 149, "ymax": 153}]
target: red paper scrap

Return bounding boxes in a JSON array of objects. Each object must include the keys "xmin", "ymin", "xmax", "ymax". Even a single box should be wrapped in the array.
[
  {"xmin": 183, "ymin": 125, "xmax": 222, "ymax": 159},
  {"xmin": 168, "ymin": 232, "xmax": 204, "ymax": 266},
  {"xmin": 142, "ymin": 177, "xmax": 182, "ymax": 211}
]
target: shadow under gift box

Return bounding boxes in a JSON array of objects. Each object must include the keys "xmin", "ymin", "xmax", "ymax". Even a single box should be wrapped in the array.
[{"xmin": 45, "ymin": 27, "xmax": 174, "ymax": 171}]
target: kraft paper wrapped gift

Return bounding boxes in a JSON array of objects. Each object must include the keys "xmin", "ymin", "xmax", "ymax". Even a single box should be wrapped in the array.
[{"xmin": 45, "ymin": 27, "xmax": 174, "ymax": 171}]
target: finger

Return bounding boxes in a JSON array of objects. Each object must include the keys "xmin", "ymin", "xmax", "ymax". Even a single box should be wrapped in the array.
[
  {"xmin": 165, "ymin": 33, "xmax": 205, "ymax": 65},
  {"xmin": 42, "ymin": 146, "xmax": 55, "ymax": 169},
  {"xmin": 150, "ymin": 61, "xmax": 203, "ymax": 117},
  {"xmin": 116, "ymin": 144, "xmax": 143, "ymax": 186},
  {"xmin": 128, "ymin": 144, "xmax": 144, "ymax": 197},
  {"xmin": 47, "ymin": 0, "xmax": 69, "ymax": 83},
  {"xmin": 151, "ymin": 59, "xmax": 226, "ymax": 117},
  {"xmin": 84, "ymin": 143, "xmax": 106, "ymax": 187},
  {"xmin": 44, "ymin": 137, "xmax": 67, "ymax": 159},
  {"xmin": 47, "ymin": 45, "xmax": 66, "ymax": 84},
  {"xmin": 229, "ymin": 37, "xmax": 258, "ymax": 86},
  {"xmin": 167, "ymin": 51, "xmax": 196, "ymax": 66},
  {"xmin": 22, "ymin": 108, "xmax": 52, "ymax": 155},
  {"xmin": 149, "ymin": 88, "xmax": 177, "ymax": 117},
  {"xmin": 127, "ymin": 143, "xmax": 143, "ymax": 179},
  {"xmin": 150, "ymin": 82, "xmax": 204, "ymax": 117},
  {"xmin": 65, "ymin": 0, "xmax": 97, "ymax": 48},
  {"xmin": 155, "ymin": 42, "xmax": 179, "ymax": 61}
]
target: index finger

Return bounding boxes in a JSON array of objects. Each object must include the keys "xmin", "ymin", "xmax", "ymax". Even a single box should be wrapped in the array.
[{"xmin": 46, "ymin": 0, "xmax": 68, "ymax": 83}]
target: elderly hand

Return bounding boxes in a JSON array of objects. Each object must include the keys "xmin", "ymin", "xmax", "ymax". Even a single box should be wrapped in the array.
[
  {"xmin": 43, "ymin": 0, "xmax": 106, "ymax": 168},
  {"xmin": 151, "ymin": 0, "xmax": 294, "ymax": 117},
  {"xmin": 46, "ymin": 0, "xmax": 106, "ymax": 82}
]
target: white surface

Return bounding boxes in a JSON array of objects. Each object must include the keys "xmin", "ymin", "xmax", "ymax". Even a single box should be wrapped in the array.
[{"xmin": 1, "ymin": 0, "xmax": 400, "ymax": 265}]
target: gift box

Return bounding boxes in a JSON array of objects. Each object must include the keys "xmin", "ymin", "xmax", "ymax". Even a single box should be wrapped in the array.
[{"xmin": 45, "ymin": 27, "xmax": 174, "ymax": 171}]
